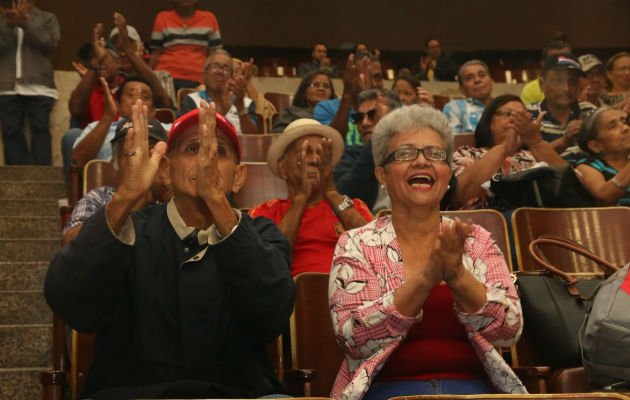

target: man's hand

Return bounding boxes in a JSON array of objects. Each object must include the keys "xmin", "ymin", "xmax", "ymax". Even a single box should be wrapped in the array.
[
  {"xmin": 240, "ymin": 58, "xmax": 256, "ymax": 82},
  {"xmin": 72, "ymin": 61, "xmax": 89, "ymax": 78},
  {"xmin": 341, "ymin": 54, "xmax": 369, "ymax": 97},
  {"xmin": 1, "ymin": 0, "xmax": 30, "ymax": 26},
  {"xmin": 196, "ymin": 101, "xmax": 227, "ymax": 204},
  {"xmin": 287, "ymin": 140, "xmax": 313, "ymax": 204},
  {"xmin": 565, "ymin": 119, "xmax": 582, "ymax": 147},
  {"xmin": 117, "ymin": 100, "xmax": 167, "ymax": 203},
  {"xmin": 100, "ymin": 77, "xmax": 118, "ymax": 120},
  {"xmin": 320, "ymin": 56, "xmax": 332, "ymax": 68},
  {"xmin": 512, "ymin": 110, "xmax": 545, "ymax": 147},
  {"xmin": 316, "ymin": 138, "xmax": 336, "ymax": 195},
  {"xmin": 91, "ymin": 23, "xmax": 108, "ymax": 63},
  {"xmin": 113, "ymin": 12, "xmax": 132, "ymax": 52},
  {"xmin": 416, "ymin": 87, "xmax": 435, "ymax": 107}
]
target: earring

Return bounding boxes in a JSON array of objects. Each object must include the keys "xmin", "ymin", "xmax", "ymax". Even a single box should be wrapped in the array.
[
  {"xmin": 447, "ymin": 184, "xmax": 451, "ymax": 190},
  {"xmin": 380, "ymin": 184, "xmax": 386, "ymax": 190}
]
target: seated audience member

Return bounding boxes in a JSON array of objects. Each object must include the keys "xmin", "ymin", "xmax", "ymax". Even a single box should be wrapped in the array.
[
  {"xmin": 578, "ymin": 54, "xmax": 606, "ymax": 107},
  {"xmin": 62, "ymin": 117, "xmax": 172, "ymax": 244},
  {"xmin": 576, "ymin": 108, "xmax": 630, "ymax": 206},
  {"xmin": 416, "ymin": 38, "xmax": 458, "ymax": 81},
  {"xmin": 297, "ymin": 42, "xmax": 340, "ymax": 78},
  {"xmin": 314, "ymin": 52, "xmax": 383, "ymax": 146},
  {"xmin": 391, "ymin": 74, "xmax": 434, "ymax": 107},
  {"xmin": 271, "ymin": 71, "xmax": 336, "ymax": 133},
  {"xmin": 149, "ymin": 0, "xmax": 222, "ymax": 92},
  {"xmin": 602, "ymin": 52, "xmax": 630, "ymax": 108},
  {"xmin": 353, "ymin": 42, "xmax": 380, "ymax": 59},
  {"xmin": 46, "ymin": 102, "xmax": 295, "ymax": 399},
  {"xmin": 443, "ymin": 60, "xmax": 494, "ymax": 133},
  {"xmin": 520, "ymin": 40, "xmax": 571, "ymax": 105},
  {"xmin": 329, "ymin": 105, "xmax": 525, "ymax": 400},
  {"xmin": 249, "ymin": 119, "xmax": 372, "ymax": 276},
  {"xmin": 111, "ymin": 12, "xmax": 174, "ymax": 109},
  {"xmin": 334, "ymin": 88, "xmax": 402, "ymax": 211},
  {"xmin": 452, "ymin": 94, "xmax": 567, "ymax": 209},
  {"xmin": 181, "ymin": 50, "xmax": 258, "ymax": 133},
  {"xmin": 0, "ymin": 0, "xmax": 59, "ymax": 165},
  {"xmin": 526, "ymin": 54, "xmax": 596, "ymax": 157},
  {"xmin": 72, "ymin": 76, "xmax": 170, "ymax": 168},
  {"xmin": 232, "ymin": 57, "xmax": 276, "ymax": 128}
]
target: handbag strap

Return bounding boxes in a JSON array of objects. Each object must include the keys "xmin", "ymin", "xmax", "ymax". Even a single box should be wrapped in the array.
[{"xmin": 529, "ymin": 235, "xmax": 620, "ymax": 286}]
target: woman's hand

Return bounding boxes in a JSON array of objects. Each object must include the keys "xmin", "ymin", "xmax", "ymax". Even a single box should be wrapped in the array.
[
  {"xmin": 512, "ymin": 110, "xmax": 545, "ymax": 147},
  {"xmin": 416, "ymin": 87, "xmax": 435, "ymax": 107},
  {"xmin": 439, "ymin": 218, "xmax": 473, "ymax": 286}
]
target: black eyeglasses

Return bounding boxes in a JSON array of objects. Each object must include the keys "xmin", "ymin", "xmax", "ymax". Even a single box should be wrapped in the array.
[
  {"xmin": 351, "ymin": 109, "xmax": 377, "ymax": 124},
  {"xmin": 206, "ymin": 63, "xmax": 233, "ymax": 74},
  {"xmin": 381, "ymin": 146, "xmax": 448, "ymax": 166}
]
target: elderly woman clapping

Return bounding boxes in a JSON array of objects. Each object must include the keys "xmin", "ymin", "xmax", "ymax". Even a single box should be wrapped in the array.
[{"xmin": 328, "ymin": 105, "xmax": 526, "ymax": 400}]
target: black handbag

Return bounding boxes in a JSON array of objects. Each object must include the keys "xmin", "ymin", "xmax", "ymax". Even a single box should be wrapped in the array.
[
  {"xmin": 489, "ymin": 166, "xmax": 595, "ymax": 210},
  {"xmin": 516, "ymin": 235, "xmax": 619, "ymax": 369}
]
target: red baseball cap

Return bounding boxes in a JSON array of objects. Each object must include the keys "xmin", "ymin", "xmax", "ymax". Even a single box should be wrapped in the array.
[{"xmin": 167, "ymin": 108, "xmax": 241, "ymax": 161}]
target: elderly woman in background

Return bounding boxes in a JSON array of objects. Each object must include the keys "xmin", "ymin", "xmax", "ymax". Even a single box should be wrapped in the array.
[
  {"xmin": 391, "ymin": 74, "xmax": 434, "ymax": 107},
  {"xmin": 602, "ymin": 52, "xmax": 630, "ymax": 108},
  {"xmin": 451, "ymin": 94, "xmax": 566, "ymax": 209},
  {"xmin": 271, "ymin": 71, "xmax": 336, "ymax": 133},
  {"xmin": 576, "ymin": 108, "xmax": 630, "ymax": 206},
  {"xmin": 328, "ymin": 105, "xmax": 526, "ymax": 400}
]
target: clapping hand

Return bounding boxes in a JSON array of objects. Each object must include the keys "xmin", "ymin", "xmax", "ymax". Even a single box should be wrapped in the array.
[
  {"xmin": 423, "ymin": 218, "xmax": 473, "ymax": 287},
  {"xmin": 196, "ymin": 100, "xmax": 227, "ymax": 203},
  {"xmin": 316, "ymin": 138, "xmax": 336, "ymax": 195}
]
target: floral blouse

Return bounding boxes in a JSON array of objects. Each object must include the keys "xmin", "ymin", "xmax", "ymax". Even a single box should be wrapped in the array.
[
  {"xmin": 452, "ymin": 145, "xmax": 539, "ymax": 209},
  {"xmin": 328, "ymin": 216, "xmax": 527, "ymax": 400}
]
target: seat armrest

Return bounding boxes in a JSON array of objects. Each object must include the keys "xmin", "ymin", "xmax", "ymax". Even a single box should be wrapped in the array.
[
  {"xmin": 282, "ymin": 368, "xmax": 317, "ymax": 397},
  {"xmin": 41, "ymin": 370, "xmax": 66, "ymax": 400},
  {"xmin": 514, "ymin": 365, "xmax": 551, "ymax": 393}
]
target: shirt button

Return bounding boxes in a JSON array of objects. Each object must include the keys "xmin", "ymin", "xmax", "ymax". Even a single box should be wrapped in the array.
[{"xmin": 184, "ymin": 247, "xmax": 190, "ymax": 253}]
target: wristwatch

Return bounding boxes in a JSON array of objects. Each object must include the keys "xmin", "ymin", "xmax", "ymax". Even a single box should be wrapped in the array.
[{"xmin": 334, "ymin": 195, "xmax": 354, "ymax": 216}]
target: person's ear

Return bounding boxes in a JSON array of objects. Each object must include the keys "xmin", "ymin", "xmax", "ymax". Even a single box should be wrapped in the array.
[
  {"xmin": 587, "ymin": 139, "xmax": 603, "ymax": 155},
  {"xmin": 458, "ymin": 84, "xmax": 466, "ymax": 96},
  {"xmin": 374, "ymin": 166, "xmax": 387, "ymax": 190},
  {"xmin": 277, "ymin": 158, "xmax": 289, "ymax": 181},
  {"xmin": 230, "ymin": 163, "xmax": 247, "ymax": 195},
  {"xmin": 159, "ymin": 155, "xmax": 171, "ymax": 185}
]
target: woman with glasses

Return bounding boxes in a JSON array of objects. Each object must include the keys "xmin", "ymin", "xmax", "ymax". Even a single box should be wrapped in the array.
[
  {"xmin": 328, "ymin": 105, "xmax": 526, "ymax": 400},
  {"xmin": 271, "ymin": 71, "xmax": 336, "ymax": 133},
  {"xmin": 602, "ymin": 52, "xmax": 630, "ymax": 108},
  {"xmin": 576, "ymin": 108, "xmax": 630, "ymax": 206},
  {"xmin": 451, "ymin": 94, "xmax": 566, "ymax": 209}
]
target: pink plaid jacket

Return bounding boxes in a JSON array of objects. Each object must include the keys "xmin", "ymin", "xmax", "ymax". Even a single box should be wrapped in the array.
[{"xmin": 328, "ymin": 216, "xmax": 527, "ymax": 400}]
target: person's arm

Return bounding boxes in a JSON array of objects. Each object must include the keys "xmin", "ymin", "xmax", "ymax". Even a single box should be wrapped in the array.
[
  {"xmin": 513, "ymin": 110, "xmax": 567, "ymax": 166},
  {"xmin": 329, "ymin": 55, "xmax": 366, "ymax": 138},
  {"xmin": 576, "ymin": 162, "xmax": 630, "ymax": 206},
  {"xmin": 71, "ymin": 78, "xmax": 117, "ymax": 168},
  {"xmin": 318, "ymin": 138, "xmax": 371, "ymax": 230},
  {"xmin": 21, "ymin": 10, "xmax": 59, "ymax": 53},
  {"xmin": 148, "ymin": 49, "xmax": 161, "ymax": 69},
  {"xmin": 228, "ymin": 76, "xmax": 258, "ymax": 134},
  {"xmin": 113, "ymin": 12, "xmax": 172, "ymax": 109}
]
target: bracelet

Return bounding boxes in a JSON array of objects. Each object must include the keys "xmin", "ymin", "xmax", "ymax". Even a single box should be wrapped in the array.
[{"xmin": 611, "ymin": 177, "xmax": 627, "ymax": 190}]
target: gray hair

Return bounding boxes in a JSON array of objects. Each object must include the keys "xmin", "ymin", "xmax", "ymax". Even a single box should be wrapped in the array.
[
  {"xmin": 357, "ymin": 88, "xmax": 402, "ymax": 111},
  {"xmin": 457, "ymin": 59, "xmax": 490, "ymax": 85},
  {"xmin": 203, "ymin": 49, "xmax": 232, "ymax": 70},
  {"xmin": 371, "ymin": 105, "xmax": 454, "ymax": 167}
]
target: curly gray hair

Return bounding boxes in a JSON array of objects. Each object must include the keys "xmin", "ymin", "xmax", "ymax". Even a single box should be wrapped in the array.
[{"xmin": 371, "ymin": 105, "xmax": 454, "ymax": 167}]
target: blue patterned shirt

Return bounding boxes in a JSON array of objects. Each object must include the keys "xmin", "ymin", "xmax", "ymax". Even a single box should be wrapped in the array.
[{"xmin": 442, "ymin": 98, "xmax": 486, "ymax": 133}]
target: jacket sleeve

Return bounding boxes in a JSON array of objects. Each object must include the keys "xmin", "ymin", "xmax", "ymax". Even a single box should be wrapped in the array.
[
  {"xmin": 0, "ymin": 16, "xmax": 17, "ymax": 50},
  {"xmin": 22, "ymin": 12, "xmax": 59, "ymax": 53},
  {"xmin": 329, "ymin": 229, "xmax": 418, "ymax": 360},
  {"xmin": 212, "ymin": 213, "xmax": 295, "ymax": 343},
  {"xmin": 180, "ymin": 95, "xmax": 197, "ymax": 115},
  {"xmin": 334, "ymin": 144, "xmax": 379, "ymax": 209},
  {"xmin": 45, "ymin": 207, "xmax": 132, "ymax": 333},
  {"xmin": 456, "ymin": 224, "xmax": 523, "ymax": 347}
]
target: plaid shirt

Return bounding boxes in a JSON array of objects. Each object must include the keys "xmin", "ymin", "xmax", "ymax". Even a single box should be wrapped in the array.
[
  {"xmin": 329, "ymin": 216, "xmax": 526, "ymax": 400},
  {"xmin": 63, "ymin": 186, "xmax": 115, "ymax": 236},
  {"xmin": 442, "ymin": 98, "xmax": 486, "ymax": 133}
]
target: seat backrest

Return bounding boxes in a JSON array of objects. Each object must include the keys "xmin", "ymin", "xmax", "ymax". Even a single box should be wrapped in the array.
[
  {"xmin": 389, "ymin": 394, "xmax": 630, "ymax": 400},
  {"xmin": 240, "ymin": 134, "xmax": 277, "ymax": 162},
  {"xmin": 154, "ymin": 108, "xmax": 175, "ymax": 124},
  {"xmin": 233, "ymin": 162, "xmax": 288, "ymax": 210},
  {"xmin": 291, "ymin": 272, "xmax": 345, "ymax": 397},
  {"xmin": 433, "ymin": 95, "xmax": 455, "ymax": 111},
  {"xmin": 453, "ymin": 132, "xmax": 476, "ymax": 148},
  {"xmin": 264, "ymin": 92, "xmax": 292, "ymax": 114},
  {"xmin": 82, "ymin": 160, "xmax": 119, "ymax": 195},
  {"xmin": 177, "ymin": 87, "xmax": 197, "ymax": 111},
  {"xmin": 442, "ymin": 209, "xmax": 513, "ymax": 271},
  {"xmin": 512, "ymin": 207, "xmax": 630, "ymax": 273}
]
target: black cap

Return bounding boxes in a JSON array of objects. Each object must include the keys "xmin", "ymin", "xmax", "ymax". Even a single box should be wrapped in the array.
[
  {"xmin": 111, "ymin": 117, "xmax": 168, "ymax": 144},
  {"xmin": 542, "ymin": 53, "xmax": 585, "ymax": 76}
]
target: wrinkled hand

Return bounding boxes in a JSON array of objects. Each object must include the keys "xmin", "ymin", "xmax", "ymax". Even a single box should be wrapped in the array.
[
  {"xmin": 316, "ymin": 138, "xmax": 336, "ymax": 194},
  {"xmin": 92, "ymin": 23, "xmax": 107, "ymax": 62},
  {"xmin": 342, "ymin": 54, "xmax": 370, "ymax": 96},
  {"xmin": 240, "ymin": 58, "xmax": 256, "ymax": 82},
  {"xmin": 416, "ymin": 87, "xmax": 435, "ymax": 107},
  {"xmin": 565, "ymin": 119, "xmax": 582, "ymax": 147},
  {"xmin": 72, "ymin": 61, "xmax": 88, "ymax": 78},
  {"xmin": 113, "ymin": 12, "xmax": 132, "ymax": 52},
  {"xmin": 100, "ymin": 77, "xmax": 118, "ymax": 119},
  {"xmin": 117, "ymin": 100, "xmax": 167, "ymax": 202},
  {"xmin": 227, "ymin": 75, "xmax": 247, "ymax": 103},
  {"xmin": 288, "ymin": 140, "xmax": 313, "ymax": 203},
  {"xmin": 196, "ymin": 101, "xmax": 227, "ymax": 203},
  {"xmin": 424, "ymin": 218, "xmax": 472, "ymax": 287},
  {"xmin": 1, "ymin": 0, "xmax": 30, "ymax": 26},
  {"xmin": 512, "ymin": 110, "xmax": 545, "ymax": 147}
]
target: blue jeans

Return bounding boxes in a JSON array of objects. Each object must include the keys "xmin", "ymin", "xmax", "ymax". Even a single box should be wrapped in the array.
[{"xmin": 363, "ymin": 379, "xmax": 492, "ymax": 400}]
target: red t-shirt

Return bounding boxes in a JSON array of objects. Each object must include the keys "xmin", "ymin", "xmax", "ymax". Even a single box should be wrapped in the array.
[
  {"xmin": 150, "ymin": 10, "xmax": 222, "ymax": 82},
  {"xmin": 75, "ymin": 78, "xmax": 123, "ymax": 128},
  {"xmin": 249, "ymin": 198, "xmax": 373, "ymax": 276},
  {"xmin": 376, "ymin": 283, "xmax": 486, "ymax": 382}
]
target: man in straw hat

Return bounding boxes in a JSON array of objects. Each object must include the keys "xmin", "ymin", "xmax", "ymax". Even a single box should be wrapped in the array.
[
  {"xmin": 46, "ymin": 100, "xmax": 295, "ymax": 399},
  {"xmin": 249, "ymin": 118, "xmax": 373, "ymax": 277}
]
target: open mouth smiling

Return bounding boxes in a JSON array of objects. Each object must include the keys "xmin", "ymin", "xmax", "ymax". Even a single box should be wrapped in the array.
[{"xmin": 407, "ymin": 173, "xmax": 435, "ymax": 190}]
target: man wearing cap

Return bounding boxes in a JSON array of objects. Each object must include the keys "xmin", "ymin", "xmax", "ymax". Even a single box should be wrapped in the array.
[
  {"xmin": 520, "ymin": 40, "xmax": 572, "ymax": 105},
  {"xmin": 72, "ymin": 76, "xmax": 171, "ymax": 168},
  {"xmin": 578, "ymin": 54, "xmax": 606, "ymax": 107},
  {"xmin": 249, "ymin": 118, "xmax": 372, "ymax": 277},
  {"xmin": 62, "ymin": 116, "xmax": 172, "ymax": 245},
  {"xmin": 46, "ymin": 101, "xmax": 295, "ymax": 398},
  {"xmin": 526, "ymin": 54, "xmax": 597, "ymax": 156}
]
